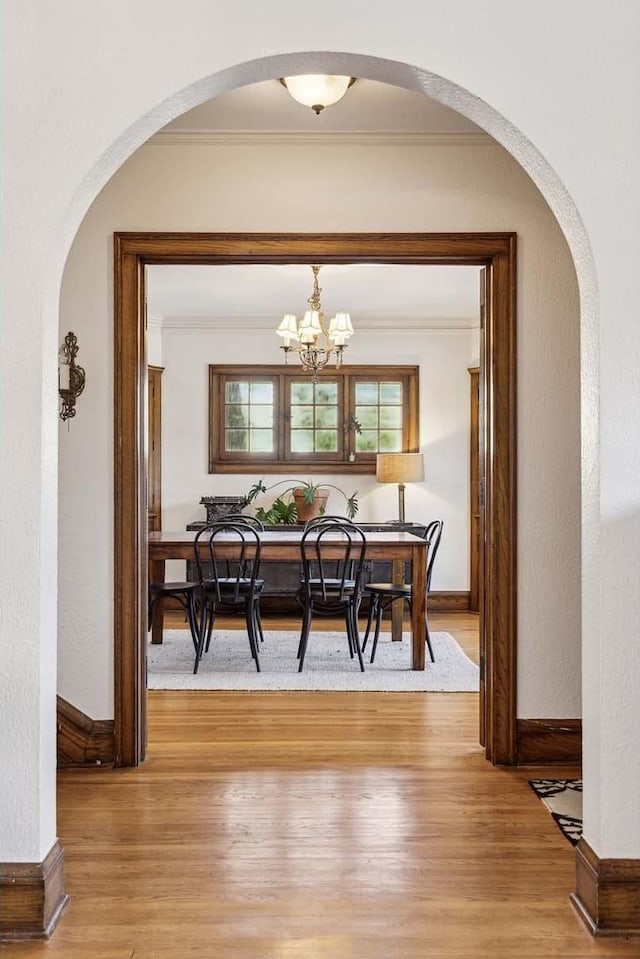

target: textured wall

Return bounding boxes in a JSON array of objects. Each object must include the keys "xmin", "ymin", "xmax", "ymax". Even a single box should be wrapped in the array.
[{"xmin": 2, "ymin": 0, "xmax": 638, "ymax": 862}]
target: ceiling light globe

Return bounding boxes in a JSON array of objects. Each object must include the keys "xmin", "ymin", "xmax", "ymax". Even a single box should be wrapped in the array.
[{"xmin": 282, "ymin": 75, "xmax": 354, "ymax": 114}]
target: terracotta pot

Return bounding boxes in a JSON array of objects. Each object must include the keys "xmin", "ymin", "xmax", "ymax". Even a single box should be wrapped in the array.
[{"xmin": 292, "ymin": 488, "xmax": 329, "ymax": 522}]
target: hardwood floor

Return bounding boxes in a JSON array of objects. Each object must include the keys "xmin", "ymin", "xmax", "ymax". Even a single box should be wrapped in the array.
[{"xmin": 7, "ymin": 614, "xmax": 634, "ymax": 957}]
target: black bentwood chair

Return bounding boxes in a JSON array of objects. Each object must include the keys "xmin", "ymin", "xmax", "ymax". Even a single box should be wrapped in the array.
[
  {"xmin": 297, "ymin": 519, "xmax": 368, "ymax": 673},
  {"xmin": 362, "ymin": 519, "xmax": 444, "ymax": 664},
  {"xmin": 148, "ymin": 580, "xmax": 199, "ymax": 649},
  {"xmin": 201, "ymin": 515, "xmax": 266, "ymax": 642},
  {"xmin": 192, "ymin": 521, "xmax": 264, "ymax": 674}
]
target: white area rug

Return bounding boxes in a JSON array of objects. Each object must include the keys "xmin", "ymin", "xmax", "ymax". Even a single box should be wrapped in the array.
[{"xmin": 147, "ymin": 629, "xmax": 479, "ymax": 692}]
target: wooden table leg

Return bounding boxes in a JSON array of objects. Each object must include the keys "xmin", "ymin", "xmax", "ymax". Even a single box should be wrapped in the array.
[
  {"xmin": 149, "ymin": 558, "xmax": 165, "ymax": 645},
  {"xmin": 411, "ymin": 544, "xmax": 427, "ymax": 670},
  {"xmin": 391, "ymin": 558, "xmax": 404, "ymax": 642}
]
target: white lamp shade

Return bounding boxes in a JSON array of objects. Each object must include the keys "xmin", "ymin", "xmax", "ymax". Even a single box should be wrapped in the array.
[
  {"xmin": 376, "ymin": 452, "xmax": 425, "ymax": 484},
  {"xmin": 282, "ymin": 75, "xmax": 353, "ymax": 111},
  {"xmin": 298, "ymin": 310, "xmax": 322, "ymax": 338},
  {"xmin": 328, "ymin": 312, "xmax": 353, "ymax": 341},
  {"xmin": 276, "ymin": 314, "xmax": 299, "ymax": 340}
]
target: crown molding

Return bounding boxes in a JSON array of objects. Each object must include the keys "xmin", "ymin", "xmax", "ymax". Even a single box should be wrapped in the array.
[
  {"xmin": 155, "ymin": 315, "xmax": 478, "ymax": 333},
  {"xmin": 148, "ymin": 130, "xmax": 494, "ymax": 148}
]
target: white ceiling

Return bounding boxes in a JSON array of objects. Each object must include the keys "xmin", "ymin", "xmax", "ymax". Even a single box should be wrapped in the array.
[
  {"xmin": 162, "ymin": 78, "xmax": 482, "ymax": 134},
  {"xmin": 147, "ymin": 263, "xmax": 481, "ymax": 330},
  {"xmin": 150, "ymin": 80, "xmax": 483, "ymax": 329}
]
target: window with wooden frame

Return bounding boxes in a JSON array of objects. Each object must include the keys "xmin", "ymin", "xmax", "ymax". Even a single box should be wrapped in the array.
[{"xmin": 209, "ymin": 365, "xmax": 419, "ymax": 474}]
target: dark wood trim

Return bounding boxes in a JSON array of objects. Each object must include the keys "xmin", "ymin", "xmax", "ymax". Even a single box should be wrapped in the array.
[
  {"xmin": 0, "ymin": 840, "xmax": 69, "ymax": 941},
  {"xmin": 56, "ymin": 696, "xmax": 115, "ymax": 768},
  {"xmin": 571, "ymin": 839, "xmax": 640, "ymax": 937},
  {"xmin": 114, "ymin": 232, "xmax": 518, "ymax": 767},
  {"xmin": 468, "ymin": 366, "xmax": 480, "ymax": 614},
  {"xmin": 147, "ymin": 365, "xmax": 163, "ymax": 533},
  {"xmin": 516, "ymin": 718, "xmax": 582, "ymax": 764},
  {"xmin": 208, "ymin": 363, "xmax": 419, "ymax": 473},
  {"xmin": 428, "ymin": 590, "xmax": 471, "ymax": 612},
  {"xmin": 259, "ymin": 588, "xmax": 470, "ymax": 616}
]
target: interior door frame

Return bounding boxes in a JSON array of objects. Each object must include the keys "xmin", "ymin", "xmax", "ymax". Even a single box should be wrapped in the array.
[{"xmin": 113, "ymin": 232, "xmax": 517, "ymax": 767}]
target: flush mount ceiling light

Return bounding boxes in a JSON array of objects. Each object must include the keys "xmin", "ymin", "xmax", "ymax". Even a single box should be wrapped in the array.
[{"xmin": 279, "ymin": 75, "xmax": 356, "ymax": 114}]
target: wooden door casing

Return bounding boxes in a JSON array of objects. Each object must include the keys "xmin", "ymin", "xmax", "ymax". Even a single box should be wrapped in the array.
[{"xmin": 114, "ymin": 232, "xmax": 517, "ymax": 768}]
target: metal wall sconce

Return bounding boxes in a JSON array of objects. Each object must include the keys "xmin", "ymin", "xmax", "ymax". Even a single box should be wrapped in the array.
[{"xmin": 58, "ymin": 331, "xmax": 85, "ymax": 422}]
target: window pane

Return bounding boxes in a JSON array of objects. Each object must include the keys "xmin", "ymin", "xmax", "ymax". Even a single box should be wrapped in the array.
[
  {"xmin": 315, "ymin": 406, "xmax": 337, "ymax": 429},
  {"xmin": 226, "ymin": 405, "xmax": 248, "ymax": 428},
  {"xmin": 355, "ymin": 383, "xmax": 378, "ymax": 405},
  {"xmin": 315, "ymin": 382, "xmax": 338, "ymax": 404},
  {"xmin": 316, "ymin": 430, "xmax": 338, "ymax": 451},
  {"xmin": 291, "ymin": 429, "xmax": 314, "ymax": 452},
  {"xmin": 356, "ymin": 406, "xmax": 378, "ymax": 429},
  {"xmin": 225, "ymin": 381, "xmax": 248, "ymax": 404},
  {"xmin": 291, "ymin": 406, "xmax": 314, "ymax": 428},
  {"xmin": 380, "ymin": 382, "xmax": 403, "ymax": 404},
  {"xmin": 380, "ymin": 406, "xmax": 402, "ymax": 429},
  {"xmin": 250, "ymin": 429, "xmax": 273, "ymax": 452},
  {"xmin": 250, "ymin": 382, "xmax": 273, "ymax": 404},
  {"xmin": 379, "ymin": 430, "xmax": 403, "ymax": 452},
  {"xmin": 356, "ymin": 431, "xmax": 378, "ymax": 452},
  {"xmin": 291, "ymin": 382, "xmax": 314, "ymax": 404},
  {"xmin": 226, "ymin": 429, "xmax": 248, "ymax": 451},
  {"xmin": 249, "ymin": 406, "xmax": 272, "ymax": 428}
]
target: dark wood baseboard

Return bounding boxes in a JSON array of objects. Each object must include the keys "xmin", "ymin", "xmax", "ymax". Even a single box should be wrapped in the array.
[
  {"xmin": 516, "ymin": 718, "xmax": 582, "ymax": 764},
  {"xmin": 0, "ymin": 840, "xmax": 69, "ymax": 941},
  {"xmin": 258, "ymin": 589, "xmax": 470, "ymax": 616},
  {"xmin": 57, "ymin": 696, "xmax": 115, "ymax": 768},
  {"xmin": 571, "ymin": 838, "xmax": 640, "ymax": 937},
  {"xmin": 428, "ymin": 590, "xmax": 470, "ymax": 612}
]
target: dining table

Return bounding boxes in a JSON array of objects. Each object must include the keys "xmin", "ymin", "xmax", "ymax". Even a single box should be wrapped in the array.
[{"xmin": 148, "ymin": 528, "xmax": 429, "ymax": 670}]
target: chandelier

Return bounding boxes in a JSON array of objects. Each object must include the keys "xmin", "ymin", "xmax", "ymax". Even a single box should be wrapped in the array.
[{"xmin": 275, "ymin": 265, "xmax": 354, "ymax": 376}]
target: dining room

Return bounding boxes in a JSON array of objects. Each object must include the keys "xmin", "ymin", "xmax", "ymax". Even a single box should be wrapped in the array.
[{"xmin": 142, "ymin": 257, "xmax": 480, "ymax": 696}]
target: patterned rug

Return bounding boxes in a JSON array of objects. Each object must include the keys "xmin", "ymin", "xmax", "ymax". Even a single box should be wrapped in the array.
[
  {"xmin": 147, "ymin": 629, "xmax": 479, "ymax": 692},
  {"xmin": 529, "ymin": 779, "xmax": 583, "ymax": 845}
]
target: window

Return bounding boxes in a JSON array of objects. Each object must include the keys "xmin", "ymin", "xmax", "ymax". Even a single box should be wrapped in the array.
[{"xmin": 209, "ymin": 365, "xmax": 419, "ymax": 473}]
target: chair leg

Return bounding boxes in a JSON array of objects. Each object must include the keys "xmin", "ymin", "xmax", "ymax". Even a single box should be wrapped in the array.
[
  {"xmin": 369, "ymin": 596, "xmax": 386, "ymax": 663},
  {"xmin": 186, "ymin": 592, "xmax": 199, "ymax": 651},
  {"xmin": 347, "ymin": 603, "xmax": 365, "ymax": 672},
  {"xmin": 298, "ymin": 604, "xmax": 313, "ymax": 672},
  {"xmin": 193, "ymin": 601, "xmax": 209, "ymax": 674},
  {"xmin": 246, "ymin": 599, "xmax": 261, "ymax": 672},
  {"xmin": 256, "ymin": 604, "xmax": 265, "ymax": 643},
  {"xmin": 425, "ymin": 619, "xmax": 435, "ymax": 663},
  {"xmin": 362, "ymin": 594, "xmax": 378, "ymax": 653}
]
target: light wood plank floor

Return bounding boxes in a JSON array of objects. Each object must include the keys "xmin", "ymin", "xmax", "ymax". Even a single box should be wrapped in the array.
[{"xmin": 7, "ymin": 614, "xmax": 635, "ymax": 958}]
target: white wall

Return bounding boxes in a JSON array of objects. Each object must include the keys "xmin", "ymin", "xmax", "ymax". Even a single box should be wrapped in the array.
[
  {"xmin": 158, "ymin": 323, "xmax": 476, "ymax": 589},
  {"xmin": 58, "ymin": 136, "xmax": 580, "ymax": 724},
  {"xmin": 3, "ymin": 0, "xmax": 638, "ymax": 865}
]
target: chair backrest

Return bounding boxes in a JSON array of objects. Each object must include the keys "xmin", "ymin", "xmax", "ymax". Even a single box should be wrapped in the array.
[
  {"xmin": 303, "ymin": 514, "xmax": 354, "ymax": 531},
  {"xmin": 423, "ymin": 519, "xmax": 444, "ymax": 592},
  {"xmin": 300, "ymin": 520, "xmax": 367, "ymax": 603},
  {"xmin": 193, "ymin": 522, "xmax": 262, "ymax": 603},
  {"xmin": 204, "ymin": 515, "xmax": 265, "ymax": 531}
]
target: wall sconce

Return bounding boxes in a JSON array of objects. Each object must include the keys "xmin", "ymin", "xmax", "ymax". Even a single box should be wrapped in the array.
[{"xmin": 58, "ymin": 331, "xmax": 85, "ymax": 422}]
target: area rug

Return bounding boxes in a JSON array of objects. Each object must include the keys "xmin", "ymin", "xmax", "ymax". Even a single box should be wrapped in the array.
[
  {"xmin": 529, "ymin": 779, "xmax": 583, "ymax": 846},
  {"xmin": 147, "ymin": 629, "xmax": 479, "ymax": 692}
]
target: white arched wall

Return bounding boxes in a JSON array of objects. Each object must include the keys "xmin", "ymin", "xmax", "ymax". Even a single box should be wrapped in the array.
[{"xmin": 2, "ymin": 2, "xmax": 638, "ymax": 876}]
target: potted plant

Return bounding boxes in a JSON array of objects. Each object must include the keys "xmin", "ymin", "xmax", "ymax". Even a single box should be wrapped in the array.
[{"xmin": 245, "ymin": 478, "xmax": 359, "ymax": 525}]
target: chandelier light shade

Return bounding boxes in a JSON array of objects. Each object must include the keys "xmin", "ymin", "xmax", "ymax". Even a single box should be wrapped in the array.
[
  {"xmin": 280, "ymin": 75, "xmax": 355, "ymax": 114},
  {"xmin": 276, "ymin": 265, "xmax": 354, "ymax": 377},
  {"xmin": 376, "ymin": 452, "xmax": 425, "ymax": 523}
]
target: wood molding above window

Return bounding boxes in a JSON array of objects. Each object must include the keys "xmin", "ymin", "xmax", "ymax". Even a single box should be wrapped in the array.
[{"xmin": 208, "ymin": 364, "xmax": 419, "ymax": 473}]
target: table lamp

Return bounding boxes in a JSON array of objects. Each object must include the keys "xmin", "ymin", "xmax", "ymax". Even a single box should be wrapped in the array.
[{"xmin": 376, "ymin": 452, "xmax": 425, "ymax": 523}]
